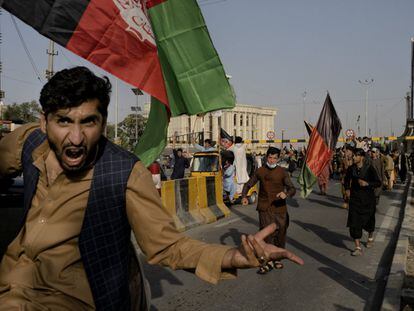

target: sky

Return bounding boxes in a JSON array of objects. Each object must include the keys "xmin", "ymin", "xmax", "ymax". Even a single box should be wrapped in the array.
[{"xmin": 1, "ymin": 0, "xmax": 414, "ymax": 140}]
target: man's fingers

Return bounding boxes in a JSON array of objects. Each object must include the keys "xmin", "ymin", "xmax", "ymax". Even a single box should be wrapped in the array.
[
  {"xmin": 241, "ymin": 235, "xmax": 257, "ymax": 264},
  {"xmin": 254, "ymin": 223, "xmax": 277, "ymax": 241},
  {"xmin": 269, "ymin": 249, "xmax": 304, "ymax": 266},
  {"xmin": 248, "ymin": 235, "xmax": 265, "ymax": 260}
]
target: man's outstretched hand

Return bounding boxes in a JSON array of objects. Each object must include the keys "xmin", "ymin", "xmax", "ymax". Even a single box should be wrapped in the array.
[{"xmin": 221, "ymin": 223, "xmax": 304, "ymax": 269}]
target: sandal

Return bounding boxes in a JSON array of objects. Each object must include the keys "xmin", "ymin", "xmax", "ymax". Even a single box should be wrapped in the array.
[
  {"xmin": 266, "ymin": 261, "xmax": 275, "ymax": 270},
  {"xmin": 257, "ymin": 265, "xmax": 270, "ymax": 274},
  {"xmin": 351, "ymin": 247, "xmax": 362, "ymax": 256},
  {"xmin": 274, "ymin": 261, "xmax": 284, "ymax": 269}
]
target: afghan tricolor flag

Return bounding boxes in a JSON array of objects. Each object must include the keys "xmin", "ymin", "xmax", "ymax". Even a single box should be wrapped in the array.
[
  {"xmin": 298, "ymin": 93, "xmax": 342, "ymax": 197},
  {"xmin": 2, "ymin": 0, "xmax": 235, "ymax": 165}
]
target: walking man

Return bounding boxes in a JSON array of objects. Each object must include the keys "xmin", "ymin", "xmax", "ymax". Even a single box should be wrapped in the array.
[
  {"xmin": 242, "ymin": 147, "xmax": 296, "ymax": 273},
  {"xmin": 384, "ymin": 150, "xmax": 395, "ymax": 190},
  {"xmin": 370, "ymin": 147, "xmax": 384, "ymax": 205},
  {"xmin": 344, "ymin": 148, "xmax": 381, "ymax": 256}
]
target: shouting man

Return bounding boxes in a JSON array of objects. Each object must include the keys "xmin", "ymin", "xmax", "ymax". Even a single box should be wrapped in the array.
[{"xmin": 0, "ymin": 67, "xmax": 303, "ymax": 310}]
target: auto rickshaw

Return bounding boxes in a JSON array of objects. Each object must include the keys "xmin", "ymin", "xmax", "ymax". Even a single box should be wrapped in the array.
[{"xmin": 190, "ymin": 151, "xmax": 258, "ymax": 204}]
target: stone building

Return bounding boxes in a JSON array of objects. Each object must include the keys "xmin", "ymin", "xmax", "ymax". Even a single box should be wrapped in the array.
[{"xmin": 165, "ymin": 104, "xmax": 277, "ymax": 150}]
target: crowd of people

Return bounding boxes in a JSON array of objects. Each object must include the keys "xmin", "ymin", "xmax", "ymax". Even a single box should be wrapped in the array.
[{"xmin": 159, "ymin": 135, "xmax": 413, "ymax": 261}]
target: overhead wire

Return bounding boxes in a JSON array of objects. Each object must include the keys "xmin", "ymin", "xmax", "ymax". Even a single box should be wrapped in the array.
[
  {"xmin": 10, "ymin": 14, "xmax": 44, "ymax": 83},
  {"xmin": 3, "ymin": 74, "xmax": 40, "ymax": 86},
  {"xmin": 56, "ymin": 45, "xmax": 77, "ymax": 67}
]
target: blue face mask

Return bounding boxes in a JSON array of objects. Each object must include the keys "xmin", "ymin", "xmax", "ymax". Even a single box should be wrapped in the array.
[{"xmin": 267, "ymin": 162, "xmax": 277, "ymax": 169}]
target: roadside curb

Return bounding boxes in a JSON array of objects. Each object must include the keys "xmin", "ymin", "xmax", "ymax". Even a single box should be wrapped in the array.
[{"xmin": 382, "ymin": 175, "xmax": 414, "ymax": 310}]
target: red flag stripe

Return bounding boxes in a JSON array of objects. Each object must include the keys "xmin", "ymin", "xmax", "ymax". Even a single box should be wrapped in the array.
[
  {"xmin": 306, "ymin": 128, "xmax": 333, "ymax": 177},
  {"xmin": 146, "ymin": 0, "xmax": 168, "ymax": 9},
  {"xmin": 66, "ymin": 0, "xmax": 169, "ymax": 106}
]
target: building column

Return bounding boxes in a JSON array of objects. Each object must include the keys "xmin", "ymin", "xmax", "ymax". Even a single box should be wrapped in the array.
[
  {"xmin": 234, "ymin": 113, "xmax": 239, "ymax": 137},
  {"xmin": 242, "ymin": 112, "xmax": 247, "ymax": 139},
  {"xmin": 260, "ymin": 115, "xmax": 265, "ymax": 140},
  {"xmin": 212, "ymin": 116, "xmax": 219, "ymax": 142},
  {"xmin": 247, "ymin": 112, "xmax": 252, "ymax": 140},
  {"xmin": 253, "ymin": 114, "xmax": 258, "ymax": 140}
]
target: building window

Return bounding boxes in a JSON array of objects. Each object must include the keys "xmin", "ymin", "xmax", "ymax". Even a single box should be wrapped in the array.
[
  {"xmin": 233, "ymin": 114, "xmax": 237, "ymax": 126},
  {"xmin": 240, "ymin": 114, "xmax": 243, "ymax": 126}
]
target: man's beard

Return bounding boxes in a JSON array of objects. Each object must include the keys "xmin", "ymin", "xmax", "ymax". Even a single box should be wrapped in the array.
[{"xmin": 48, "ymin": 139, "xmax": 97, "ymax": 173}]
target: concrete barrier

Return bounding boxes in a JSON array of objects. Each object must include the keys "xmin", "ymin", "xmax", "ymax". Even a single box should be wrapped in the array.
[
  {"xmin": 196, "ymin": 175, "xmax": 230, "ymax": 223},
  {"xmin": 160, "ymin": 178, "xmax": 205, "ymax": 232},
  {"xmin": 161, "ymin": 175, "xmax": 231, "ymax": 230}
]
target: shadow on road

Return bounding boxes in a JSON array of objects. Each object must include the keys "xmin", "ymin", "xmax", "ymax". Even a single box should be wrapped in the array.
[
  {"xmin": 325, "ymin": 194, "xmax": 345, "ymax": 204},
  {"xmin": 287, "ymin": 237, "xmax": 377, "ymax": 307},
  {"xmin": 219, "ymin": 227, "xmax": 246, "ymax": 245},
  {"xmin": 229, "ymin": 208, "xmax": 259, "ymax": 227},
  {"xmin": 306, "ymin": 197, "xmax": 343, "ymax": 209},
  {"xmin": 143, "ymin": 262, "xmax": 184, "ymax": 300},
  {"xmin": 292, "ymin": 220, "xmax": 353, "ymax": 251},
  {"xmin": 286, "ymin": 197, "xmax": 300, "ymax": 208}
]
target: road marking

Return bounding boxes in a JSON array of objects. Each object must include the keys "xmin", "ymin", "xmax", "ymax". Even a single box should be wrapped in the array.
[
  {"xmin": 214, "ymin": 217, "xmax": 242, "ymax": 227},
  {"xmin": 375, "ymin": 200, "xmax": 401, "ymax": 242}
]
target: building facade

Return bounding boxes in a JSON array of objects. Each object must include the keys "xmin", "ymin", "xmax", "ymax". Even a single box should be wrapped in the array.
[{"xmin": 165, "ymin": 104, "xmax": 277, "ymax": 150}]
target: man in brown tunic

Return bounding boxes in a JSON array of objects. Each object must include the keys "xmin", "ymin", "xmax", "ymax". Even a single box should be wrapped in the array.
[
  {"xmin": 0, "ymin": 67, "xmax": 304, "ymax": 310},
  {"xmin": 242, "ymin": 147, "xmax": 296, "ymax": 273}
]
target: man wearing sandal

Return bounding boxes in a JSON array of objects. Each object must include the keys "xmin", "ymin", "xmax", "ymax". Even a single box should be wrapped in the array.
[
  {"xmin": 344, "ymin": 148, "xmax": 381, "ymax": 256},
  {"xmin": 242, "ymin": 147, "xmax": 296, "ymax": 274}
]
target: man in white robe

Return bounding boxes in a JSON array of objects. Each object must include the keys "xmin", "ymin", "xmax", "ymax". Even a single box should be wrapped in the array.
[{"xmin": 220, "ymin": 131, "xmax": 249, "ymax": 194}]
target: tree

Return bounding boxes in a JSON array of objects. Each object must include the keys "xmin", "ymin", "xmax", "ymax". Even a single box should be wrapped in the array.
[
  {"xmin": 3, "ymin": 101, "xmax": 41, "ymax": 123},
  {"xmin": 106, "ymin": 114, "xmax": 147, "ymax": 151}
]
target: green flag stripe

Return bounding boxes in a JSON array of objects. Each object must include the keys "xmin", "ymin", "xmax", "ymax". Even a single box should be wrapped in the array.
[
  {"xmin": 298, "ymin": 163, "xmax": 318, "ymax": 198},
  {"xmin": 134, "ymin": 98, "xmax": 169, "ymax": 167},
  {"xmin": 148, "ymin": 0, "xmax": 235, "ymax": 116}
]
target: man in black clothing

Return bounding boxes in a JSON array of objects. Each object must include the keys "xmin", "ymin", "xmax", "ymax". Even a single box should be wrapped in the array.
[
  {"xmin": 170, "ymin": 148, "xmax": 189, "ymax": 179},
  {"xmin": 344, "ymin": 148, "xmax": 381, "ymax": 256}
]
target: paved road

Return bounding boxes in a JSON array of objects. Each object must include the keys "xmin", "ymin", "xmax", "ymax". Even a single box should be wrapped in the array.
[{"xmin": 143, "ymin": 173, "xmax": 409, "ymax": 311}]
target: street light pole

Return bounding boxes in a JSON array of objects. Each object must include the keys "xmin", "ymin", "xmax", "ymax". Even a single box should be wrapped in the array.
[
  {"xmin": 281, "ymin": 129, "xmax": 285, "ymax": 149},
  {"xmin": 302, "ymin": 91, "xmax": 307, "ymax": 139},
  {"xmin": 358, "ymin": 78, "xmax": 374, "ymax": 137},
  {"xmin": 131, "ymin": 88, "xmax": 143, "ymax": 143}
]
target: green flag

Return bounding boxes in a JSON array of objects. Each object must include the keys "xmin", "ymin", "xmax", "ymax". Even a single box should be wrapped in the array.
[{"xmin": 135, "ymin": 0, "xmax": 235, "ymax": 166}]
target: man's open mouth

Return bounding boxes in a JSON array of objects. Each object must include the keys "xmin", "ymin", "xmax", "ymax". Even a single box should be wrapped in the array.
[{"xmin": 63, "ymin": 147, "xmax": 86, "ymax": 166}]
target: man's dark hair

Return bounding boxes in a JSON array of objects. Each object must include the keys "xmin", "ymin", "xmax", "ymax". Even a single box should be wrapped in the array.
[
  {"xmin": 266, "ymin": 147, "xmax": 280, "ymax": 157},
  {"xmin": 204, "ymin": 139, "xmax": 212, "ymax": 145},
  {"xmin": 354, "ymin": 148, "xmax": 365, "ymax": 157},
  {"xmin": 344, "ymin": 144, "xmax": 355, "ymax": 152},
  {"xmin": 221, "ymin": 150, "xmax": 234, "ymax": 163},
  {"xmin": 39, "ymin": 66, "xmax": 112, "ymax": 118},
  {"xmin": 177, "ymin": 148, "xmax": 183, "ymax": 152},
  {"xmin": 235, "ymin": 136, "xmax": 243, "ymax": 144}
]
